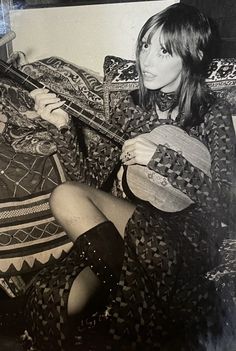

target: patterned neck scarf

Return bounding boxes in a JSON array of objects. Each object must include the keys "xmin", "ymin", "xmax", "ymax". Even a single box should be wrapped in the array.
[{"xmin": 156, "ymin": 90, "xmax": 177, "ymax": 112}]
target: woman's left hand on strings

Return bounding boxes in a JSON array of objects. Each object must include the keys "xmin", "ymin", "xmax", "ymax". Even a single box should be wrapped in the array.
[{"xmin": 121, "ymin": 136, "xmax": 157, "ymax": 166}]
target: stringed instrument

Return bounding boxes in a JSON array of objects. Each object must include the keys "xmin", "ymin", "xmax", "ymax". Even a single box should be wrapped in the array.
[
  {"xmin": 0, "ymin": 59, "xmax": 211, "ymax": 212},
  {"xmin": 124, "ymin": 125, "xmax": 211, "ymax": 212}
]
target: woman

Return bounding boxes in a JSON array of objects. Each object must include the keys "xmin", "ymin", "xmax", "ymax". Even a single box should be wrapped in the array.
[{"xmin": 25, "ymin": 3, "xmax": 235, "ymax": 351}]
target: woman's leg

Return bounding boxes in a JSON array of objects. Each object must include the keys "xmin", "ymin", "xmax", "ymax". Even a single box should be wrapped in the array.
[
  {"xmin": 50, "ymin": 181, "xmax": 135, "ymax": 240},
  {"xmin": 49, "ymin": 181, "xmax": 135, "ymax": 316}
]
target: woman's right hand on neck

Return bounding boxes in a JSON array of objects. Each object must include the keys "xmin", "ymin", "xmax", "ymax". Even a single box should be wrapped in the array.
[{"xmin": 30, "ymin": 88, "xmax": 69, "ymax": 129}]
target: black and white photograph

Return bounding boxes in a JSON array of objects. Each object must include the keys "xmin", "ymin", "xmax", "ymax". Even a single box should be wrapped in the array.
[{"xmin": 0, "ymin": 0, "xmax": 235, "ymax": 350}]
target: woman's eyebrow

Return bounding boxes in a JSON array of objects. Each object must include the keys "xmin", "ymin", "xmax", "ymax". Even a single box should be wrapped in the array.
[{"xmin": 143, "ymin": 34, "xmax": 152, "ymax": 44}]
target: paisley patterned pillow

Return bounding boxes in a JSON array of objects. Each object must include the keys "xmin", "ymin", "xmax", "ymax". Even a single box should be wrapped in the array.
[
  {"xmin": 206, "ymin": 58, "xmax": 236, "ymax": 86},
  {"xmin": 21, "ymin": 56, "xmax": 104, "ymax": 117},
  {"xmin": 206, "ymin": 58, "xmax": 236, "ymax": 113},
  {"xmin": 103, "ymin": 56, "xmax": 236, "ymax": 117},
  {"xmin": 103, "ymin": 56, "xmax": 139, "ymax": 120},
  {"xmin": 0, "ymin": 56, "xmax": 104, "ymax": 155}
]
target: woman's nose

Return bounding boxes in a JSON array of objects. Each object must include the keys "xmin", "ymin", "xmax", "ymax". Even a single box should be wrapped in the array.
[{"xmin": 143, "ymin": 48, "xmax": 155, "ymax": 67}]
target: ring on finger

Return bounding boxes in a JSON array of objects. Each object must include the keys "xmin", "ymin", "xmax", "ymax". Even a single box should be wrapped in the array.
[{"xmin": 125, "ymin": 152, "xmax": 132, "ymax": 161}]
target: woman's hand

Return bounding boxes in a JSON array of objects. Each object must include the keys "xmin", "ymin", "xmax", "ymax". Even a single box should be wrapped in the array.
[
  {"xmin": 7, "ymin": 51, "xmax": 28, "ymax": 69},
  {"xmin": 120, "ymin": 135, "xmax": 157, "ymax": 166},
  {"xmin": 30, "ymin": 88, "xmax": 69, "ymax": 129}
]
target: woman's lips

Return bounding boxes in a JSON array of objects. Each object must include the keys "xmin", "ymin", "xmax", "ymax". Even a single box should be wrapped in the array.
[{"xmin": 143, "ymin": 71, "xmax": 156, "ymax": 79}]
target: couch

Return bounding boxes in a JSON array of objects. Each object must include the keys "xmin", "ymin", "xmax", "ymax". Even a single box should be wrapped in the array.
[{"xmin": 0, "ymin": 54, "xmax": 235, "ymax": 339}]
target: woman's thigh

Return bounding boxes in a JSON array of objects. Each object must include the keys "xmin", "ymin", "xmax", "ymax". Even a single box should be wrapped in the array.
[{"xmin": 51, "ymin": 182, "xmax": 136, "ymax": 238}]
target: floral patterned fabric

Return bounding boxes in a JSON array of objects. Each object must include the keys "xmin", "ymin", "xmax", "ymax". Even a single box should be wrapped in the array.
[
  {"xmin": 0, "ymin": 78, "xmax": 57, "ymax": 156},
  {"xmin": 0, "ymin": 56, "xmax": 104, "ymax": 156}
]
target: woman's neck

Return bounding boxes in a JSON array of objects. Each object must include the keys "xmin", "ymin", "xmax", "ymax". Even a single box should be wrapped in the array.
[
  {"xmin": 155, "ymin": 104, "xmax": 179, "ymax": 121},
  {"xmin": 155, "ymin": 90, "xmax": 177, "ymax": 112}
]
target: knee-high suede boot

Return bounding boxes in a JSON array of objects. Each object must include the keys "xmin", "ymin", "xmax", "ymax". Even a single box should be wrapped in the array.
[
  {"xmin": 66, "ymin": 221, "xmax": 125, "ymax": 350},
  {"xmin": 25, "ymin": 221, "xmax": 124, "ymax": 351},
  {"xmin": 73, "ymin": 220, "xmax": 124, "ymax": 286}
]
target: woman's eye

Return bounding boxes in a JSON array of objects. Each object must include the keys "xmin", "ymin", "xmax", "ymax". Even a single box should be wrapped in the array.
[
  {"xmin": 142, "ymin": 42, "xmax": 149, "ymax": 50},
  {"xmin": 160, "ymin": 47, "xmax": 168, "ymax": 55}
]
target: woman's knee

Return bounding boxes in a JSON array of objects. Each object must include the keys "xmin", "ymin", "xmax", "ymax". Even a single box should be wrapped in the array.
[
  {"xmin": 50, "ymin": 182, "xmax": 94, "ymax": 214},
  {"xmin": 50, "ymin": 181, "xmax": 71, "ymax": 206},
  {"xmin": 50, "ymin": 181, "xmax": 86, "ymax": 216}
]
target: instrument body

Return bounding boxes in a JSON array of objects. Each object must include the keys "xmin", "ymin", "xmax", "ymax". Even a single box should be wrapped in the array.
[{"xmin": 125, "ymin": 125, "xmax": 211, "ymax": 212}]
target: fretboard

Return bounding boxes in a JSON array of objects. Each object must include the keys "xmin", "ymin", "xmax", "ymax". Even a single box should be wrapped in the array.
[{"xmin": 0, "ymin": 59, "xmax": 125, "ymax": 147}]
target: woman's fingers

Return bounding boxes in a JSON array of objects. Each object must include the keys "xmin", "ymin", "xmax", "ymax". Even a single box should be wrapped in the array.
[
  {"xmin": 30, "ymin": 88, "xmax": 49, "ymax": 99},
  {"xmin": 121, "ymin": 137, "xmax": 136, "ymax": 151},
  {"xmin": 121, "ymin": 136, "xmax": 157, "ymax": 166},
  {"xmin": 29, "ymin": 88, "xmax": 69, "ymax": 128},
  {"xmin": 120, "ymin": 146, "xmax": 136, "ymax": 163},
  {"xmin": 120, "ymin": 145, "xmax": 137, "ymax": 165},
  {"xmin": 120, "ymin": 137, "xmax": 137, "ymax": 162},
  {"xmin": 37, "ymin": 97, "xmax": 60, "ymax": 110},
  {"xmin": 30, "ymin": 89, "xmax": 65, "ymax": 113},
  {"xmin": 39, "ymin": 100, "xmax": 65, "ymax": 116}
]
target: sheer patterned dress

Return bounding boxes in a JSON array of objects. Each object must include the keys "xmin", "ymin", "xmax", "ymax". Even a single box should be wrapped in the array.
[{"xmin": 25, "ymin": 90, "xmax": 235, "ymax": 351}]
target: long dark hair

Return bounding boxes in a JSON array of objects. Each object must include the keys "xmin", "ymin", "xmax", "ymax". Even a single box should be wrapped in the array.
[{"xmin": 136, "ymin": 3, "xmax": 216, "ymax": 128}]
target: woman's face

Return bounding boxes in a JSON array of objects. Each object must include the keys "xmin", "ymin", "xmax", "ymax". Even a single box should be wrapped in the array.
[{"xmin": 139, "ymin": 27, "xmax": 183, "ymax": 93}]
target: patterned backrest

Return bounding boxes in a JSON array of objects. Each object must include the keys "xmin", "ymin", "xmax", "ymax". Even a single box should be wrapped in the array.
[{"xmin": 103, "ymin": 56, "xmax": 236, "ymax": 127}]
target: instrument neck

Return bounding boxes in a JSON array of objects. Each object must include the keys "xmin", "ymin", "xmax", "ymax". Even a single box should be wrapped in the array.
[{"xmin": 0, "ymin": 59, "xmax": 126, "ymax": 147}]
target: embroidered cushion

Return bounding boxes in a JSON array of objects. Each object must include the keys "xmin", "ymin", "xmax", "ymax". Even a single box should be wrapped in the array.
[
  {"xmin": 0, "ymin": 76, "xmax": 72, "ymax": 276},
  {"xmin": 22, "ymin": 56, "xmax": 106, "ymax": 144},
  {"xmin": 21, "ymin": 56, "xmax": 104, "ymax": 117},
  {"xmin": 0, "ymin": 136, "xmax": 72, "ymax": 276},
  {"xmin": 0, "ymin": 56, "xmax": 105, "ymax": 276},
  {"xmin": 206, "ymin": 58, "xmax": 236, "ymax": 113},
  {"xmin": 103, "ymin": 56, "xmax": 139, "ymax": 120}
]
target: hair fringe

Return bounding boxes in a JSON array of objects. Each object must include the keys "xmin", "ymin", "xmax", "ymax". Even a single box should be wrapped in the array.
[{"xmin": 136, "ymin": 3, "xmax": 217, "ymax": 129}]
